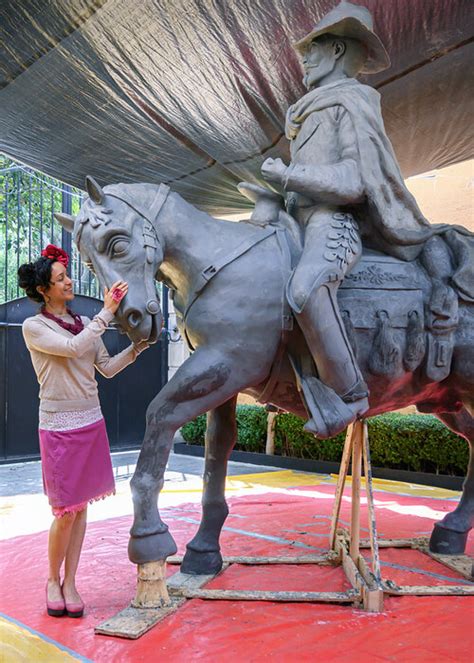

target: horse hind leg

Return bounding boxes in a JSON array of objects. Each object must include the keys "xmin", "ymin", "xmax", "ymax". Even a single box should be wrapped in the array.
[
  {"xmin": 180, "ymin": 395, "xmax": 238, "ymax": 575},
  {"xmin": 429, "ymin": 408, "xmax": 474, "ymax": 554}
]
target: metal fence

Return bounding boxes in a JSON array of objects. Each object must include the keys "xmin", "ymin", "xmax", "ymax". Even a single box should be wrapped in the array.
[{"xmin": 0, "ymin": 156, "xmax": 100, "ymax": 304}]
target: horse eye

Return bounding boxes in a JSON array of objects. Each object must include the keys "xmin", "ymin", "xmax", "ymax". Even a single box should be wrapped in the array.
[{"xmin": 110, "ymin": 239, "xmax": 129, "ymax": 257}]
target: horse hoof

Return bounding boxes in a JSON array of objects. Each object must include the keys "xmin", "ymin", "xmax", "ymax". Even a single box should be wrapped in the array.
[
  {"xmin": 128, "ymin": 529, "xmax": 178, "ymax": 564},
  {"xmin": 180, "ymin": 547, "xmax": 223, "ymax": 576},
  {"xmin": 429, "ymin": 522, "xmax": 469, "ymax": 555}
]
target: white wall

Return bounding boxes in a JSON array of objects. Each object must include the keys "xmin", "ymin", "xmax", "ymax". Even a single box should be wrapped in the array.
[{"xmin": 167, "ymin": 294, "xmax": 190, "ymax": 380}]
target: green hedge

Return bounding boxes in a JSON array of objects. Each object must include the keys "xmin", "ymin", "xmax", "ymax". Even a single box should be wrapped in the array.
[{"xmin": 181, "ymin": 406, "xmax": 468, "ymax": 477}]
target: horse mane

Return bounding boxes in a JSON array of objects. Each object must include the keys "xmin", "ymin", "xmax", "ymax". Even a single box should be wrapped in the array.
[{"xmin": 75, "ymin": 182, "xmax": 159, "ymax": 246}]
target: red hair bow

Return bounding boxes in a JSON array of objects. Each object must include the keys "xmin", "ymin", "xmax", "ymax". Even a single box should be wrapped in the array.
[{"xmin": 41, "ymin": 244, "xmax": 69, "ymax": 267}]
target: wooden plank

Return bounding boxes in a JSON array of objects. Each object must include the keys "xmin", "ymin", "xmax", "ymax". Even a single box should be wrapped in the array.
[
  {"xmin": 329, "ymin": 424, "xmax": 354, "ymax": 549},
  {"xmin": 131, "ymin": 560, "xmax": 170, "ymax": 608},
  {"xmin": 416, "ymin": 546, "xmax": 474, "ymax": 581},
  {"xmin": 220, "ymin": 554, "xmax": 338, "ymax": 565},
  {"xmin": 167, "ymin": 570, "xmax": 219, "ymax": 593},
  {"xmin": 265, "ymin": 411, "xmax": 277, "ymax": 455},
  {"xmin": 357, "ymin": 555, "xmax": 384, "ymax": 612},
  {"xmin": 359, "ymin": 537, "xmax": 428, "ymax": 549},
  {"xmin": 350, "ymin": 422, "xmax": 363, "ymax": 560},
  {"xmin": 94, "ymin": 598, "xmax": 186, "ymax": 639},
  {"xmin": 357, "ymin": 553, "xmax": 378, "ymax": 587},
  {"xmin": 340, "ymin": 544, "xmax": 364, "ymax": 593},
  {"xmin": 180, "ymin": 588, "xmax": 359, "ymax": 603},
  {"xmin": 361, "ymin": 585, "xmax": 384, "ymax": 612},
  {"xmin": 336, "ymin": 533, "xmax": 383, "ymax": 612},
  {"xmin": 361, "ymin": 421, "xmax": 382, "ymax": 584},
  {"xmin": 168, "ymin": 554, "xmax": 339, "ymax": 566},
  {"xmin": 336, "ymin": 534, "xmax": 364, "ymax": 592},
  {"xmin": 359, "ymin": 537, "xmax": 473, "ymax": 581},
  {"xmin": 383, "ymin": 584, "xmax": 474, "ymax": 596}
]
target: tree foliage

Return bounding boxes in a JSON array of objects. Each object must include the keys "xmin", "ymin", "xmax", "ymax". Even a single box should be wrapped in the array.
[
  {"xmin": 0, "ymin": 156, "xmax": 98, "ymax": 304},
  {"xmin": 181, "ymin": 406, "xmax": 468, "ymax": 477}
]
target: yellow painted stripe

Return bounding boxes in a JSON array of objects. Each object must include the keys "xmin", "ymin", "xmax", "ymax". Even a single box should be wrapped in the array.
[
  {"xmin": 158, "ymin": 470, "xmax": 329, "ymax": 494},
  {"xmin": 158, "ymin": 469, "xmax": 460, "ymax": 499},
  {"xmin": 331, "ymin": 474, "xmax": 461, "ymax": 499},
  {"xmin": 0, "ymin": 617, "xmax": 81, "ymax": 662}
]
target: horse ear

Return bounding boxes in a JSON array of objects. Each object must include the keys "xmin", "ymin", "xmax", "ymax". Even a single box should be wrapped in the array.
[
  {"xmin": 54, "ymin": 212, "xmax": 75, "ymax": 233},
  {"xmin": 85, "ymin": 176, "xmax": 105, "ymax": 204}
]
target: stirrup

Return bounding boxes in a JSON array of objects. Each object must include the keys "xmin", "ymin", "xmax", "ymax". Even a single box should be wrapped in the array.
[
  {"xmin": 299, "ymin": 376, "xmax": 361, "ymax": 439},
  {"xmin": 341, "ymin": 378, "xmax": 369, "ymax": 403},
  {"xmin": 289, "ymin": 355, "xmax": 368, "ymax": 439}
]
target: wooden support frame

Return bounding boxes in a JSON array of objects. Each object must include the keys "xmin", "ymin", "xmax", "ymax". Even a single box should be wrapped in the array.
[
  {"xmin": 329, "ymin": 420, "xmax": 474, "ymax": 608},
  {"xmin": 96, "ymin": 419, "xmax": 473, "ymax": 638}
]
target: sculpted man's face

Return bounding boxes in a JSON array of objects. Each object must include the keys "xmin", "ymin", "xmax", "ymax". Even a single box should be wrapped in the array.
[{"xmin": 302, "ymin": 36, "xmax": 340, "ymax": 89}]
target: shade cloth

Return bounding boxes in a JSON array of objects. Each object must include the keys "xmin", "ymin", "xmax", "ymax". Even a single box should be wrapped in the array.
[{"xmin": 1, "ymin": 0, "xmax": 473, "ymax": 214}]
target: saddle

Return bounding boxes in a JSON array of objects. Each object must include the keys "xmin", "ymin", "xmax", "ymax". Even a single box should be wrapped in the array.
[{"xmin": 238, "ymin": 181, "xmax": 463, "ymax": 385}]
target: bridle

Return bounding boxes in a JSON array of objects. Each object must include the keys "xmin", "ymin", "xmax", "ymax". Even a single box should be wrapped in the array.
[{"xmin": 85, "ymin": 184, "xmax": 170, "ymax": 316}]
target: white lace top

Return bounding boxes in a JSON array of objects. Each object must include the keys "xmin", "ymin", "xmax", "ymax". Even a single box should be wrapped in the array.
[{"xmin": 39, "ymin": 406, "xmax": 103, "ymax": 431}]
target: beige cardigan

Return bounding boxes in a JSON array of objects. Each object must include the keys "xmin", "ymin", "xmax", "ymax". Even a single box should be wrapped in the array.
[{"xmin": 22, "ymin": 309, "xmax": 140, "ymax": 412}]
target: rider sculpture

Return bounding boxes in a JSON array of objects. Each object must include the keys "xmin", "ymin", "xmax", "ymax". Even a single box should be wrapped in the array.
[{"xmin": 260, "ymin": 0, "xmax": 473, "ymax": 438}]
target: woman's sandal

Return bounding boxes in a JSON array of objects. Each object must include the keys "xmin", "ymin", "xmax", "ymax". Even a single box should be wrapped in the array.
[
  {"xmin": 65, "ymin": 599, "xmax": 84, "ymax": 618},
  {"xmin": 62, "ymin": 585, "xmax": 84, "ymax": 618},
  {"xmin": 46, "ymin": 585, "xmax": 65, "ymax": 617}
]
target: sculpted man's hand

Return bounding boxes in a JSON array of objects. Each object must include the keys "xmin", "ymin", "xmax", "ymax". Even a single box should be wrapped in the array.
[{"xmin": 261, "ymin": 157, "xmax": 288, "ymax": 185}]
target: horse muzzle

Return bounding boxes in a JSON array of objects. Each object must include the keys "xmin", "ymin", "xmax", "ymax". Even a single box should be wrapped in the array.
[{"xmin": 118, "ymin": 305, "xmax": 162, "ymax": 345}]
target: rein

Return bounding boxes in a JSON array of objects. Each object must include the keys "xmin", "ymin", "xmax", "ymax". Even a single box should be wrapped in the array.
[{"xmin": 106, "ymin": 184, "xmax": 170, "ymax": 315}]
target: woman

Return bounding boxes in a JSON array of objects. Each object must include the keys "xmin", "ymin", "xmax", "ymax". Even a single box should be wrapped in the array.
[{"xmin": 18, "ymin": 244, "xmax": 148, "ymax": 618}]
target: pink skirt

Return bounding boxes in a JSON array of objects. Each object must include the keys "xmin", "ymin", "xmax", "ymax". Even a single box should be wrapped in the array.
[{"xmin": 38, "ymin": 418, "xmax": 115, "ymax": 517}]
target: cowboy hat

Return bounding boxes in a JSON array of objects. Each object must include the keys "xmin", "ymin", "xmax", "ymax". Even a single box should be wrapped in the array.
[{"xmin": 294, "ymin": 1, "xmax": 390, "ymax": 74}]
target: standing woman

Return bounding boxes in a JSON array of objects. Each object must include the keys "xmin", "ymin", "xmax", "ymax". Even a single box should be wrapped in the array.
[{"xmin": 18, "ymin": 244, "xmax": 148, "ymax": 618}]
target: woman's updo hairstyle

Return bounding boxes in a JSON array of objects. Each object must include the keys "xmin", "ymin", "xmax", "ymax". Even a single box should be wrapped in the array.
[{"xmin": 18, "ymin": 257, "xmax": 54, "ymax": 303}]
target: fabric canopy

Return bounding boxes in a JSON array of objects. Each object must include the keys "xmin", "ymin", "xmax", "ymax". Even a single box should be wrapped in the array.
[{"xmin": 1, "ymin": 0, "xmax": 473, "ymax": 214}]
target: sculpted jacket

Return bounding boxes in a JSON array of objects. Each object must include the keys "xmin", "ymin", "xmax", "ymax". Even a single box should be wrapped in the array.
[{"xmin": 283, "ymin": 78, "xmax": 474, "ymax": 300}]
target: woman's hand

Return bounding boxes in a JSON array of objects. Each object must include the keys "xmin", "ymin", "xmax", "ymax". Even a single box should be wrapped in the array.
[
  {"xmin": 133, "ymin": 340, "xmax": 150, "ymax": 354},
  {"xmin": 103, "ymin": 281, "xmax": 128, "ymax": 314}
]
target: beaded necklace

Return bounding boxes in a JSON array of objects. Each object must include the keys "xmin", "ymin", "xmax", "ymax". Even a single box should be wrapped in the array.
[{"xmin": 41, "ymin": 307, "xmax": 84, "ymax": 335}]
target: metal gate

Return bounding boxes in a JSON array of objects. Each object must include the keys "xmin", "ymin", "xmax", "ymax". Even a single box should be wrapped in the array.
[
  {"xmin": 0, "ymin": 158, "xmax": 168, "ymax": 462},
  {"xmin": 0, "ymin": 298, "xmax": 168, "ymax": 463}
]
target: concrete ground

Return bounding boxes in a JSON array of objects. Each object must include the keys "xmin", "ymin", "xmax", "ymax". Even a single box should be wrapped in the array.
[
  {"xmin": 0, "ymin": 450, "xmax": 284, "ymax": 539},
  {"xmin": 0, "ymin": 449, "xmax": 282, "ymax": 497}
]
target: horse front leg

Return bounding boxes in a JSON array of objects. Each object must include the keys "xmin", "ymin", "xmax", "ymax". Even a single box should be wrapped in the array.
[
  {"xmin": 430, "ymin": 408, "xmax": 474, "ymax": 554},
  {"xmin": 180, "ymin": 395, "xmax": 238, "ymax": 575},
  {"xmin": 128, "ymin": 349, "xmax": 240, "ymax": 565}
]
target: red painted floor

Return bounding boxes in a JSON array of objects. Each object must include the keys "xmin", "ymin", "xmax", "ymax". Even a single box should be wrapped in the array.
[{"xmin": 1, "ymin": 483, "xmax": 473, "ymax": 662}]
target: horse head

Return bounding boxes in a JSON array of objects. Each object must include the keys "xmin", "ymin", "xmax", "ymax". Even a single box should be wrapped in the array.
[{"xmin": 55, "ymin": 176, "xmax": 166, "ymax": 344}]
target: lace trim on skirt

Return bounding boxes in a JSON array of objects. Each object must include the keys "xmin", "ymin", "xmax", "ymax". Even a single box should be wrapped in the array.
[
  {"xmin": 52, "ymin": 489, "xmax": 116, "ymax": 518},
  {"xmin": 39, "ymin": 406, "xmax": 103, "ymax": 431}
]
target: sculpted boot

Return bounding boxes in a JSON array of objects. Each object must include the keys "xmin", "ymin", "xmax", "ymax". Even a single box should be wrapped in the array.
[{"xmin": 293, "ymin": 282, "xmax": 369, "ymax": 438}]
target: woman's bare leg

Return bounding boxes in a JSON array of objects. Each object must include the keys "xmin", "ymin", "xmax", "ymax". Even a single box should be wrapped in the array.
[
  {"xmin": 62, "ymin": 507, "xmax": 87, "ymax": 604},
  {"xmin": 47, "ymin": 511, "xmax": 76, "ymax": 602}
]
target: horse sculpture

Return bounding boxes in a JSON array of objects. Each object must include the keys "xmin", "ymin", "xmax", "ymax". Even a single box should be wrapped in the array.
[{"xmin": 56, "ymin": 176, "xmax": 474, "ymax": 573}]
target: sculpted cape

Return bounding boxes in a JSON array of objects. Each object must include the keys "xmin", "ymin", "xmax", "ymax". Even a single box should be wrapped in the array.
[{"xmin": 285, "ymin": 79, "xmax": 473, "ymax": 300}]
